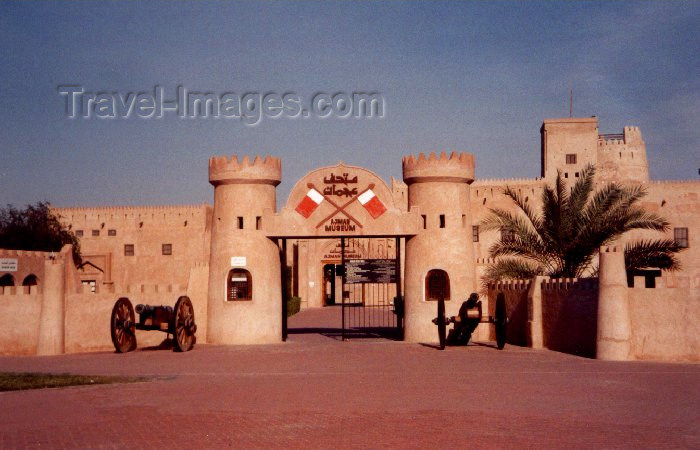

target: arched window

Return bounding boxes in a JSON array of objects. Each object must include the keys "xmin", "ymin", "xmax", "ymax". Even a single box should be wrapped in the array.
[
  {"xmin": 425, "ymin": 269, "xmax": 450, "ymax": 301},
  {"xmin": 22, "ymin": 274, "xmax": 38, "ymax": 286},
  {"xmin": 227, "ymin": 269, "xmax": 252, "ymax": 301},
  {"xmin": 0, "ymin": 274, "xmax": 15, "ymax": 287}
]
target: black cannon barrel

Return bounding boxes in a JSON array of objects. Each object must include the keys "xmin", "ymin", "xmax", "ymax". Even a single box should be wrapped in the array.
[{"xmin": 135, "ymin": 304, "xmax": 152, "ymax": 315}]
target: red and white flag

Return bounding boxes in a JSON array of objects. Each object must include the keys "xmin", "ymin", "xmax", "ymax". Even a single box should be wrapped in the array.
[
  {"xmin": 295, "ymin": 188, "xmax": 324, "ymax": 218},
  {"xmin": 358, "ymin": 189, "xmax": 386, "ymax": 219}
]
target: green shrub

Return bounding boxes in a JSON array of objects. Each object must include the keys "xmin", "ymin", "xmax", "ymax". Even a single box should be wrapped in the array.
[{"xmin": 287, "ymin": 296, "xmax": 301, "ymax": 317}]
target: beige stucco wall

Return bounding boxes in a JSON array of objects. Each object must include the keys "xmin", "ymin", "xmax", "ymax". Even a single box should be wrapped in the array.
[
  {"xmin": 55, "ymin": 205, "xmax": 212, "ymax": 290},
  {"xmin": 0, "ymin": 289, "xmax": 43, "ymax": 355},
  {"xmin": 629, "ymin": 286, "xmax": 700, "ymax": 362}
]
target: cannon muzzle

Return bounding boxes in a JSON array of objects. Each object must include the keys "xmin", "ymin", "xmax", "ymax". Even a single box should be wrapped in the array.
[{"xmin": 135, "ymin": 304, "xmax": 152, "ymax": 315}]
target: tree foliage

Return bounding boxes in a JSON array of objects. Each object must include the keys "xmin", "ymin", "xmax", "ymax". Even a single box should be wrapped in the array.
[
  {"xmin": 481, "ymin": 165, "xmax": 683, "ymax": 282},
  {"xmin": 0, "ymin": 202, "xmax": 81, "ymax": 265}
]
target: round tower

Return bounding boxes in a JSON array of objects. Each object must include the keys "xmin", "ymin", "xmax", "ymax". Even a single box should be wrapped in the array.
[
  {"xmin": 207, "ymin": 155, "xmax": 282, "ymax": 345},
  {"xmin": 402, "ymin": 151, "xmax": 477, "ymax": 343}
]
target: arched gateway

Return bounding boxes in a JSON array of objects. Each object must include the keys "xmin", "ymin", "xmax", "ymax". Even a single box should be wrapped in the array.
[{"xmin": 206, "ymin": 152, "xmax": 477, "ymax": 345}]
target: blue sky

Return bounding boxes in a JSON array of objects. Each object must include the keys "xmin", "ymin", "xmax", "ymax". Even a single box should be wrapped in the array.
[{"xmin": 1, "ymin": 1, "xmax": 698, "ymax": 208}]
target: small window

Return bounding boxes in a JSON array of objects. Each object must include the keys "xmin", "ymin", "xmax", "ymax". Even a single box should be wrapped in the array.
[
  {"xmin": 124, "ymin": 244, "xmax": 135, "ymax": 256},
  {"xmin": 227, "ymin": 268, "xmax": 252, "ymax": 301},
  {"xmin": 108, "ymin": 229, "xmax": 117, "ymax": 236},
  {"xmin": 439, "ymin": 214, "xmax": 445, "ymax": 229},
  {"xmin": 22, "ymin": 274, "xmax": 38, "ymax": 286},
  {"xmin": 564, "ymin": 172, "xmax": 569, "ymax": 178},
  {"xmin": 462, "ymin": 214, "xmax": 467, "ymax": 228},
  {"xmin": 472, "ymin": 225, "xmax": 479, "ymax": 242},
  {"xmin": 91, "ymin": 229, "xmax": 100, "ymax": 237},
  {"xmin": 425, "ymin": 269, "xmax": 450, "ymax": 301},
  {"xmin": 162, "ymin": 244, "xmax": 172, "ymax": 255},
  {"xmin": 256, "ymin": 216, "xmax": 262, "ymax": 230},
  {"xmin": 0, "ymin": 274, "xmax": 15, "ymax": 287},
  {"xmin": 501, "ymin": 229, "xmax": 516, "ymax": 242},
  {"xmin": 81, "ymin": 280, "xmax": 96, "ymax": 293},
  {"xmin": 75, "ymin": 230, "xmax": 84, "ymax": 237},
  {"xmin": 421, "ymin": 214, "xmax": 427, "ymax": 229},
  {"xmin": 575, "ymin": 172, "xmax": 579, "ymax": 178},
  {"xmin": 674, "ymin": 227, "xmax": 689, "ymax": 248},
  {"xmin": 237, "ymin": 217, "xmax": 244, "ymax": 229},
  {"xmin": 566, "ymin": 154, "xmax": 577, "ymax": 164}
]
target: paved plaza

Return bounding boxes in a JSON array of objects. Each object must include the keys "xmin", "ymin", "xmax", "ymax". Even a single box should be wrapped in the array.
[{"xmin": 1, "ymin": 308, "xmax": 698, "ymax": 448}]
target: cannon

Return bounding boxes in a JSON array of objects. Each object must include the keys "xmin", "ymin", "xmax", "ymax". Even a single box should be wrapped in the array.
[
  {"xmin": 110, "ymin": 296, "xmax": 197, "ymax": 353},
  {"xmin": 432, "ymin": 293, "xmax": 508, "ymax": 350}
]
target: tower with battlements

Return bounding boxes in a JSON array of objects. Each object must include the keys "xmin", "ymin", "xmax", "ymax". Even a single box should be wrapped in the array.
[
  {"xmin": 540, "ymin": 117, "xmax": 649, "ymax": 184},
  {"xmin": 402, "ymin": 151, "xmax": 477, "ymax": 342},
  {"xmin": 207, "ymin": 155, "xmax": 283, "ymax": 345}
]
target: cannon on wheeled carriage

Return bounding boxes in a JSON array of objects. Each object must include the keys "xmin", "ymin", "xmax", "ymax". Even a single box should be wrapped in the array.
[
  {"xmin": 110, "ymin": 296, "xmax": 197, "ymax": 353},
  {"xmin": 432, "ymin": 293, "xmax": 508, "ymax": 350}
]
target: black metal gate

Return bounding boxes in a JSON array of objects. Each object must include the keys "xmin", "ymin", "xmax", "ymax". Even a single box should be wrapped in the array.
[
  {"xmin": 340, "ymin": 237, "xmax": 403, "ymax": 340},
  {"xmin": 279, "ymin": 236, "xmax": 404, "ymax": 341}
]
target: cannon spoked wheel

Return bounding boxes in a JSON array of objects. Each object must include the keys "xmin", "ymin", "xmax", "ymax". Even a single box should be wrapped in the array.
[
  {"xmin": 110, "ymin": 297, "xmax": 137, "ymax": 353},
  {"xmin": 173, "ymin": 296, "xmax": 197, "ymax": 352},
  {"xmin": 437, "ymin": 299, "xmax": 446, "ymax": 350},
  {"xmin": 494, "ymin": 294, "xmax": 508, "ymax": 350}
]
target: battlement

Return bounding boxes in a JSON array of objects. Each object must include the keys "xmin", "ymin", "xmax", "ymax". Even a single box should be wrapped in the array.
[
  {"xmin": 0, "ymin": 285, "xmax": 42, "ymax": 296},
  {"xmin": 488, "ymin": 279, "xmax": 531, "ymax": 291},
  {"xmin": 402, "ymin": 151, "xmax": 474, "ymax": 184},
  {"xmin": 475, "ymin": 257, "xmax": 496, "ymax": 265},
  {"xmin": 472, "ymin": 177, "xmax": 543, "ymax": 187},
  {"xmin": 0, "ymin": 249, "xmax": 52, "ymax": 259},
  {"xmin": 541, "ymin": 277, "xmax": 598, "ymax": 291},
  {"xmin": 209, "ymin": 155, "xmax": 282, "ymax": 186},
  {"xmin": 648, "ymin": 179, "xmax": 700, "ymax": 186},
  {"xmin": 54, "ymin": 204, "xmax": 211, "ymax": 228},
  {"xmin": 598, "ymin": 126, "xmax": 643, "ymax": 146}
]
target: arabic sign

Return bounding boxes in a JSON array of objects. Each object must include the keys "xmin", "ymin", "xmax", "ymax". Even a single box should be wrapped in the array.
[
  {"xmin": 322, "ymin": 172, "xmax": 358, "ymax": 198},
  {"xmin": 345, "ymin": 259, "xmax": 396, "ymax": 284},
  {"xmin": 0, "ymin": 258, "xmax": 18, "ymax": 272},
  {"xmin": 230, "ymin": 256, "xmax": 247, "ymax": 267}
]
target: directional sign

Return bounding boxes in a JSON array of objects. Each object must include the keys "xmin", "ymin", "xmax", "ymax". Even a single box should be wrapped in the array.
[{"xmin": 345, "ymin": 259, "xmax": 396, "ymax": 284}]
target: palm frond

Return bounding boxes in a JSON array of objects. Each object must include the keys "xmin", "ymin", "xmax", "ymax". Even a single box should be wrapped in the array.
[
  {"xmin": 624, "ymin": 239, "xmax": 684, "ymax": 272},
  {"xmin": 482, "ymin": 258, "xmax": 541, "ymax": 284},
  {"xmin": 502, "ymin": 186, "xmax": 543, "ymax": 231}
]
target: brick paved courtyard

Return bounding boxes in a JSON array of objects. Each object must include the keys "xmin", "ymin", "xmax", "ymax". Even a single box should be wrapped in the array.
[{"xmin": 1, "ymin": 308, "xmax": 698, "ymax": 448}]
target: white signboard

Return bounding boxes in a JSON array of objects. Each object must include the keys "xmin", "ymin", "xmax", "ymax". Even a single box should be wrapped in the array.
[
  {"xmin": 230, "ymin": 256, "xmax": 247, "ymax": 267},
  {"xmin": 0, "ymin": 258, "xmax": 18, "ymax": 272}
]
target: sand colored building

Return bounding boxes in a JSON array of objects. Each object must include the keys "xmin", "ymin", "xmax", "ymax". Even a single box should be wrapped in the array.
[{"xmin": 1, "ymin": 117, "xmax": 697, "ymax": 360}]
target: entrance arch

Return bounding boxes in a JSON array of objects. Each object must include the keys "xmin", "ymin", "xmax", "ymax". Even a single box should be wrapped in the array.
[{"xmin": 264, "ymin": 162, "xmax": 421, "ymax": 341}]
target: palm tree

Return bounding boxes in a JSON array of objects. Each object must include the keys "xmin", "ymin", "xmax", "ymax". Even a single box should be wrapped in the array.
[{"xmin": 480, "ymin": 164, "xmax": 683, "ymax": 282}]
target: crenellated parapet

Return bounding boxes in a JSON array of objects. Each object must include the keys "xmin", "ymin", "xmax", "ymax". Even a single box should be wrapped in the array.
[
  {"xmin": 209, "ymin": 155, "xmax": 281, "ymax": 186},
  {"xmin": 488, "ymin": 279, "xmax": 532, "ymax": 291},
  {"xmin": 472, "ymin": 177, "xmax": 543, "ymax": 186},
  {"xmin": 598, "ymin": 126, "xmax": 643, "ymax": 146},
  {"xmin": 541, "ymin": 277, "xmax": 598, "ymax": 291},
  {"xmin": 402, "ymin": 151, "xmax": 474, "ymax": 184},
  {"xmin": 475, "ymin": 257, "xmax": 496, "ymax": 265},
  {"xmin": 0, "ymin": 249, "xmax": 53, "ymax": 260}
]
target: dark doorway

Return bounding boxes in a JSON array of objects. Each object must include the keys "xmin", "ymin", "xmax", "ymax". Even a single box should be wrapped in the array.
[{"xmin": 0, "ymin": 274, "xmax": 15, "ymax": 287}]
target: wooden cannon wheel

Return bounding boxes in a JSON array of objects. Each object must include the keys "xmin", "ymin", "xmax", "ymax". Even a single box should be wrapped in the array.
[
  {"xmin": 494, "ymin": 295, "xmax": 508, "ymax": 350},
  {"xmin": 110, "ymin": 297, "xmax": 137, "ymax": 353},
  {"xmin": 437, "ymin": 299, "xmax": 446, "ymax": 350},
  {"xmin": 173, "ymin": 296, "xmax": 197, "ymax": 352}
]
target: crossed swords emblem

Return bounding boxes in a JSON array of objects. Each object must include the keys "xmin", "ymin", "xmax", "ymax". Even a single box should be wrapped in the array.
[{"xmin": 308, "ymin": 182, "xmax": 374, "ymax": 229}]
